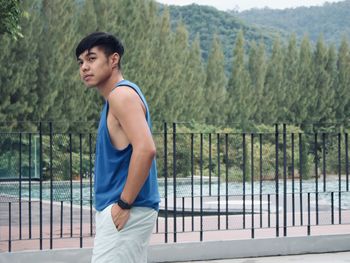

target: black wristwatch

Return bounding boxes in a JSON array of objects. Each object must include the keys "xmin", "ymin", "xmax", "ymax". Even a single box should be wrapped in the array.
[{"xmin": 117, "ymin": 199, "xmax": 132, "ymax": 210}]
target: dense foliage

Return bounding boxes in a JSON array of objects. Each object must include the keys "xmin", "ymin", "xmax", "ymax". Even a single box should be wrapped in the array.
[
  {"xmin": 163, "ymin": 3, "xmax": 282, "ymax": 72},
  {"xmin": 0, "ymin": 0, "xmax": 350, "ymax": 134},
  {"xmin": 0, "ymin": 0, "xmax": 23, "ymax": 38},
  {"xmin": 235, "ymin": 0, "xmax": 350, "ymax": 46},
  {"xmin": 1, "ymin": 0, "xmax": 349, "ymax": 181}
]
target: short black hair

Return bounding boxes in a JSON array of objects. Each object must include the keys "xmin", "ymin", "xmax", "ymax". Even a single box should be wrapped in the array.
[{"xmin": 75, "ymin": 32, "xmax": 124, "ymax": 66}]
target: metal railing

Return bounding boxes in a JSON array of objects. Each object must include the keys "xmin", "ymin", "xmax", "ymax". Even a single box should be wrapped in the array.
[{"xmin": 0, "ymin": 123, "xmax": 349, "ymax": 252}]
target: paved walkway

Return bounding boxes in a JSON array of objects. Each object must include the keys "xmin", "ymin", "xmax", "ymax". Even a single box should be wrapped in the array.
[{"xmin": 177, "ymin": 251, "xmax": 350, "ymax": 262}]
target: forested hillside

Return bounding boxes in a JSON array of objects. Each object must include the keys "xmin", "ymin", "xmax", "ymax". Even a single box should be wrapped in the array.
[
  {"xmin": 160, "ymin": 4, "xmax": 282, "ymax": 71},
  {"xmin": 0, "ymin": 0, "xmax": 350, "ymax": 134},
  {"xmin": 235, "ymin": 0, "xmax": 350, "ymax": 45}
]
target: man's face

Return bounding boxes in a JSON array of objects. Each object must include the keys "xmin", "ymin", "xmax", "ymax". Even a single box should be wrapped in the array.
[{"xmin": 77, "ymin": 47, "xmax": 113, "ymax": 87}]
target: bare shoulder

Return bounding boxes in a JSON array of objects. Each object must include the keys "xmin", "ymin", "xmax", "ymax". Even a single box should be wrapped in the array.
[
  {"xmin": 108, "ymin": 85, "xmax": 145, "ymax": 116},
  {"xmin": 108, "ymin": 86, "xmax": 140, "ymax": 104}
]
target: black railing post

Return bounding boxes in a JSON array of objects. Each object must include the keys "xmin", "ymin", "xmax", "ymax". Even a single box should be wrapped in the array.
[
  {"xmin": 163, "ymin": 122, "xmax": 168, "ymax": 243},
  {"xmin": 69, "ymin": 133, "xmax": 73, "ymax": 237},
  {"xmin": 299, "ymin": 133, "xmax": 303, "ymax": 226},
  {"xmin": 9, "ymin": 202, "xmax": 12, "ymax": 252},
  {"xmin": 314, "ymin": 133, "xmax": 319, "ymax": 225},
  {"xmin": 307, "ymin": 192, "xmax": 311, "ymax": 235},
  {"xmin": 283, "ymin": 124, "xmax": 287, "ymax": 236},
  {"xmin": 191, "ymin": 133, "xmax": 194, "ymax": 232},
  {"xmin": 60, "ymin": 201, "xmax": 63, "ymax": 238},
  {"xmin": 331, "ymin": 191, "xmax": 334, "ymax": 224},
  {"xmin": 200, "ymin": 133, "xmax": 203, "ymax": 241},
  {"xmin": 172, "ymin": 122, "xmax": 177, "ymax": 242},
  {"xmin": 49, "ymin": 121, "xmax": 53, "ymax": 249},
  {"xmin": 251, "ymin": 133, "xmax": 255, "ymax": 238},
  {"xmin": 243, "ymin": 133, "xmax": 246, "ymax": 229},
  {"xmin": 291, "ymin": 133, "xmax": 295, "ymax": 227},
  {"xmin": 225, "ymin": 133, "xmax": 229, "ymax": 230},
  {"xmin": 268, "ymin": 194, "xmax": 271, "ymax": 228},
  {"xmin": 89, "ymin": 133, "xmax": 93, "ymax": 236},
  {"xmin": 209, "ymin": 133, "xmax": 212, "ymax": 196},
  {"xmin": 346, "ymin": 133, "xmax": 349, "ymax": 191},
  {"xmin": 19, "ymin": 132, "xmax": 22, "ymax": 240},
  {"xmin": 79, "ymin": 133, "xmax": 83, "ymax": 248},
  {"xmin": 338, "ymin": 133, "xmax": 342, "ymax": 224},
  {"xmin": 39, "ymin": 121, "xmax": 43, "ymax": 250},
  {"xmin": 259, "ymin": 134, "xmax": 263, "ymax": 228},
  {"xmin": 275, "ymin": 124, "xmax": 279, "ymax": 237},
  {"xmin": 29, "ymin": 133, "xmax": 32, "ymax": 239},
  {"xmin": 217, "ymin": 133, "xmax": 221, "ymax": 230},
  {"xmin": 322, "ymin": 133, "xmax": 327, "ymax": 192}
]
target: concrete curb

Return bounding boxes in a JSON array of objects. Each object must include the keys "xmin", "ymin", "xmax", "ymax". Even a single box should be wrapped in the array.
[
  {"xmin": 148, "ymin": 234, "xmax": 350, "ymax": 262},
  {"xmin": 1, "ymin": 234, "xmax": 350, "ymax": 263}
]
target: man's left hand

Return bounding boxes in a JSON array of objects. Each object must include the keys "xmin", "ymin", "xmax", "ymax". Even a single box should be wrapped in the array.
[{"xmin": 111, "ymin": 203, "xmax": 130, "ymax": 231}]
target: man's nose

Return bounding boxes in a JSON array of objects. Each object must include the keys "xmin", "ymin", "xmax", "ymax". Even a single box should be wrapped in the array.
[{"xmin": 81, "ymin": 61, "xmax": 89, "ymax": 71}]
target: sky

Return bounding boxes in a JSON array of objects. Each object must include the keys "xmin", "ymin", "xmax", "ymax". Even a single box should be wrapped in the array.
[{"xmin": 156, "ymin": 0, "xmax": 346, "ymax": 11}]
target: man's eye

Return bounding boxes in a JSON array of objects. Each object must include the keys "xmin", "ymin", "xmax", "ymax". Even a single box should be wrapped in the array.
[{"xmin": 89, "ymin": 57, "xmax": 96, "ymax": 61}]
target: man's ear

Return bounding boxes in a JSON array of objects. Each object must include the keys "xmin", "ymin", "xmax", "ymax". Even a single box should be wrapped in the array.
[{"xmin": 111, "ymin": 52, "xmax": 120, "ymax": 69}]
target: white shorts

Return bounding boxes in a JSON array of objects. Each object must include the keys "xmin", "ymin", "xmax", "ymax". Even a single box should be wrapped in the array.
[{"xmin": 91, "ymin": 204, "xmax": 158, "ymax": 263}]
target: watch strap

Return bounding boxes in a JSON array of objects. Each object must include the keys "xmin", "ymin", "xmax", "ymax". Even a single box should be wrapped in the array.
[{"xmin": 117, "ymin": 199, "xmax": 132, "ymax": 209}]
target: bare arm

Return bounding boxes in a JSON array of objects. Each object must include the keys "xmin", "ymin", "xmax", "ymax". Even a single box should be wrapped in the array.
[{"xmin": 108, "ymin": 86, "xmax": 156, "ymax": 229}]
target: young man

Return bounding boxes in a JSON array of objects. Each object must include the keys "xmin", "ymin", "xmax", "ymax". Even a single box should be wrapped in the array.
[{"xmin": 76, "ymin": 32, "xmax": 160, "ymax": 263}]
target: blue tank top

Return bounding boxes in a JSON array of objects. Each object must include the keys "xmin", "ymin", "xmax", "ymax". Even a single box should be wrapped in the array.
[{"xmin": 94, "ymin": 80, "xmax": 160, "ymax": 211}]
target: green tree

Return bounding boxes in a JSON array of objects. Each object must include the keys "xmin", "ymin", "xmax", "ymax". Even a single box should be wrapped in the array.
[
  {"xmin": 0, "ymin": 0, "xmax": 41, "ymax": 131},
  {"xmin": 35, "ymin": 0, "xmax": 79, "ymax": 132},
  {"xmin": 180, "ymin": 34, "xmax": 206, "ymax": 121},
  {"xmin": 325, "ymin": 44, "xmax": 337, "ymax": 124},
  {"xmin": 78, "ymin": 0, "xmax": 97, "ymax": 36},
  {"xmin": 204, "ymin": 34, "xmax": 227, "ymax": 124},
  {"xmin": 165, "ymin": 21, "xmax": 190, "ymax": 121},
  {"xmin": 124, "ymin": 0, "xmax": 165, "ymax": 125},
  {"xmin": 297, "ymin": 35, "xmax": 315, "ymax": 125},
  {"xmin": 150, "ymin": 8, "xmax": 180, "ymax": 122},
  {"xmin": 262, "ymin": 36, "xmax": 283, "ymax": 124},
  {"xmin": 336, "ymin": 37, "xmax": 350, "ymax": 123},
  {"xmin": 76, "ymin": 0, "xmax": 105, "ymax": 129},
  {"xmin": 248, "ymin": 40, "xmax": 266, "ymax": 123},
  {"xmin": 312, "ymin": 36, "xmax": 334, "ymax": 125},
  {"xmin": 282, "ymin": 34, "xmax": 299, "ymax": 123},
  {"xmin": 0, "ymin": 0, "xmax": 22, "ymax": 38},
  {"xmin": 0, "ymin": 35, "xmax": 15, "ymax": 129},
  {"xmin": 226, "ymin": 30, "xmax": 251, "ymax": 128}
]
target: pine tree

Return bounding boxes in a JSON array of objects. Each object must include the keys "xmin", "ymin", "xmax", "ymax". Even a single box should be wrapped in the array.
[
  {"xmin": 169, "ymin": 21, "xmax": 193, "ymax": 121},
  {"xmin": 123, "ymin": 0, "xmax": 163, "ymax": 124},
  {"xmin": 0, "ymin": 0, "xmax": 41, "ymax": 131},
  {"xmin": 282, "ymin": 34, "xmax": 299, "ymax": 123},
  {"xmin": 262, "ymin": 36, "xmax": 283, "ymax": 124},
  {"xmin": 248, "ymin": 40, "xmax": 266, "ymax": 123},
  {"xmin": 93, "ymin": 0, "xmax": 122, "ymax": 33},
  {"xmin": 35, "ymin": 0, "xmax": 78, "ymax": 132},
  {"xmin": 0, "ymin": 34, "xmax": 15, "ymax": 129},
  {"xmin": 312, "ymin": 36, "xmax": 333, "ymax": 125},
  {"xmin": 325, "ymin": 44, "xmax": 337, "ymax": 123},
  {"xmin": 181, "ymin": 34, "xmax": 206, "ymax": 121},
  {"xmin": 336, "ymin": 37, "xmax": 350, "ymax": 123},
  {"xmin": 78, "ymin": 0, "xmax": 97, "ymax": 36},
  {"xmin": 226, "ymin": 30, "xmax": 251, "ymax": 128},
  {"xmin": 76, "ymin": 0, "xmax": 104, "ymax": 131},
  {"xmin": 149, "ymin": 8, "xmax": 178, "ymax": 122},
  {"xmin": 204, "ymin": 34, "xmax": 227, "ymax": 124},
  {"xmin": 297, "ymin": 35, "xmax": 315, "ymax": 124}
]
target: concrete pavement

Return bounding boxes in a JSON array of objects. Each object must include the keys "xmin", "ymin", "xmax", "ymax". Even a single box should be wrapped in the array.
[{"xmin": 176, "ymin": 251, "xmax": 350, "ymax": 263}]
